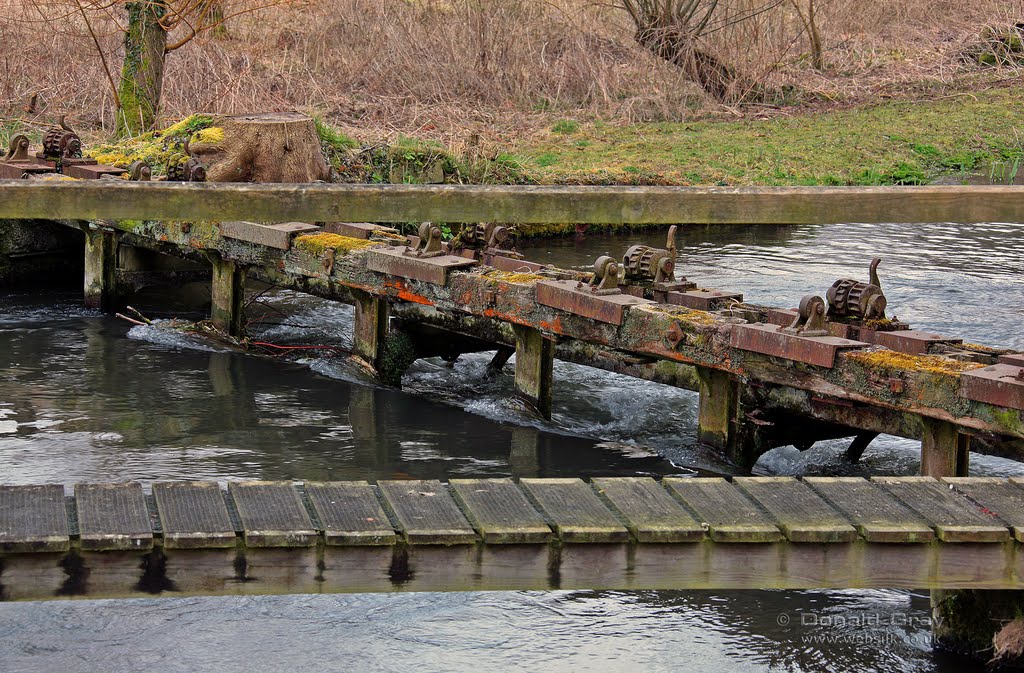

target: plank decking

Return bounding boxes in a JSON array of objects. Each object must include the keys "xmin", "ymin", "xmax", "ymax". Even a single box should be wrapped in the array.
[{"xmin": 4, "ymin": 476, "xmax": 1024, "ymax": 600}]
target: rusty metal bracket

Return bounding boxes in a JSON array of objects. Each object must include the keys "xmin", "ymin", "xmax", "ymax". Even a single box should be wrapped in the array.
[
  {"xmin": 404, "ymin": 222, "xmax": 445, "ymax": 258},
  {"xmin": 782, "ymin": 295, "xmax": 828, "ymax": 337},
  {"xmin": 129, "ymin": 161, "xmax": 152, "ymax": 181},
  {"xmin": 827, "ymin": 257, "xmax": 887, "ymax": 320},
  {"xmin": 166, "ymin": 139, "xmax": 207, "ymax": 182},
  {"xmin": 4, "ymin": 135, "xmax": 30, "ymax": 162},
  {"xmin": 589, "ymin": 255, "xmax": 621, "ymax": 295}
]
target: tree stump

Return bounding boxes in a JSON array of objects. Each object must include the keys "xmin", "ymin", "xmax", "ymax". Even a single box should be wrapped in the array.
[{"xmin": 190, "ymin": 112, "xmax": 329, "ymax": 183}]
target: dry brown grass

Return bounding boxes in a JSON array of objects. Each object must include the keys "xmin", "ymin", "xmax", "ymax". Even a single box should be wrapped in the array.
[{"xmin": 1, "ymin": 0, "xmax": 1021, "ymax": 145}]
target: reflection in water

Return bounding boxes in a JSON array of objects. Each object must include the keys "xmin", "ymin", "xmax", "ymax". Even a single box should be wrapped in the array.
[{"xmin": 1, "ymin": 221, "xmax": 1022, "ymax": 672}]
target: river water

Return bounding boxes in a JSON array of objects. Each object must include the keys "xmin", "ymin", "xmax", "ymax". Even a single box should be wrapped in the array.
[{"xmin": 0, "ymin": 221, "xmax": 1022, "ymax": 672}]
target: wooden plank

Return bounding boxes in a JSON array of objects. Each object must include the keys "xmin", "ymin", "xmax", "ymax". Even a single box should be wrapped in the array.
[
  {"xmin": 2, "ymin": 182, "xmax": 1023, "ymax": 225},
  {"xmin": 664, "ymin": 478, "xmax": 783, "ymax": 542},
  {"xmin": 734, "ymin": 477, "xmax": 858, "ymax": 543},
  {"xmin": 591, "ymin": 477, "xmax": 703, "ymax": 543},
  {"xmin": 75, "ymin": 482, "xmax": 153, "ymax": 551},
  {"xmin": 519, "ymin": 478, "xmax": 629, "ymax": 543},
  {"xmin": 152, "ymin": 481, "xmax": 236, "ymax": 549},
  {"xmin": 304, "ymin": 481, "xmax": 396, "ymax": 546},
  {"xmin": 873, "ymin": 477, "xmax": 1010, "ymax": 543},
  {"xmin": 227, "ymin": 481, "xmax": 316, "ymax": 548},
  {"xmin": 0, "ymin": 484, "xmax": 69, "ymax": 553},
  {"xmin": 804, "ymin": 477, "xmax": 934, "ymax": 542},
  {"xmin": 945, "ymin": 477, "xmax": 1024, "ymax": 542},
  {"xmin": 377, "ymin": 480, "xmax": 477, "ymax": 545},
  {"xmin": 449, "ymin": 479, "xmax": 551, "ymax": 544}
]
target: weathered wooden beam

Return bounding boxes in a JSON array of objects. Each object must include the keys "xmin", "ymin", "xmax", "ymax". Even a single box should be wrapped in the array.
[
  {"xmin": 83, "ymin": 228, "xmax": 118, "ymax": 311},
  {"xmin": 209, "ymin": 254, "xmax": 245, "ymax": 336},
  {"xmin": 696, "ymin": 366, "xmax": 740, "ymax": 461},
  {"xmin": 513, "ymin": 325, "xmax": 555, "ymax": 418},
  {"xmin": 352, "ymin": 289, "xmax": 389, "ymax": 372},
  {"xmin": 4, "ymin": 476, "xmax": 1024, "ymax": 602},
  {"xmin": 921, "ymin": 417, "xmax": 971, "ymax": 478},
  {"xmin": 2, "ymin": 182, "xmax": 1024, "ymax": 224}
]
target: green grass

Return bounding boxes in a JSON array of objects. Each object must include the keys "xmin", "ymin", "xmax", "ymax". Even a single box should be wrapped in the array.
[{"xmin": 504, "ymin": 88, "xmax": 1024, "ymax": 186}]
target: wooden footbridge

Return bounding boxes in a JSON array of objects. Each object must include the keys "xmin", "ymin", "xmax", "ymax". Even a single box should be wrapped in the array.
[
  {"xmin": 2, "ymin": 181, "xmax": 1023, "ymax": 473},
  {"xmin": 3, "ymin": 475, "xmax": 1024, "ymax": 601}
]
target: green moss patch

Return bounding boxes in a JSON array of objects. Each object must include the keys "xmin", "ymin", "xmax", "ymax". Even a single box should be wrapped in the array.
[
  {"xmin": 505, "ymin": 88, "xmax": 1024, "ymax": 186},
  {"xmin": 86, "ymin": 114, "xmax": 216, "ymax": 175}
]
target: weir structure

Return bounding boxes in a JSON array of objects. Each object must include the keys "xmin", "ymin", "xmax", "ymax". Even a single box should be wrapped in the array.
[
  {"xmin": 2, "ymin": 180, "xmax": 1024, "ymax": 658},
  {"xmin": 1, "ymin": 181, "xmax": 1022, "ymax": 472}
]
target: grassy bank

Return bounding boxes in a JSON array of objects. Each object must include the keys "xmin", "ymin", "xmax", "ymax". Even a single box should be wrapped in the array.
[{"xmin": 505, "ymin": 87, "xmax": 1024, "ymax": 187}]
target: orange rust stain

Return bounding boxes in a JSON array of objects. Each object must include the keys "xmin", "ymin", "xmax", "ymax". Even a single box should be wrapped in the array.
[
  {"xmin": 385, "ymin": 279, "xmax": 434, "ymax": 306},
  {"xmin": 539, "ymin": 317, "xmax": 564, "ymax": 334}
]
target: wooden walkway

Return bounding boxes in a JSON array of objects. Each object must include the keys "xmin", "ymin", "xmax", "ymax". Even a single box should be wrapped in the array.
[{"xmin": 4, "ymin": 476, "xmax": 1024, "ymax": 600}]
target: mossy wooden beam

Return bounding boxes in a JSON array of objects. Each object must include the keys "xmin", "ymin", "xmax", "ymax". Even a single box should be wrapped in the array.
[{"xmin": 2, "ymin": 182, "xmax": 1024, "ymax": 224}]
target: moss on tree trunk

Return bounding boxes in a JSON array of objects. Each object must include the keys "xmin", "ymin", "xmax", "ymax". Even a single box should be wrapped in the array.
[{"xmin": 116, "ymin": 1, "xmax": 168, "ymax": 138}]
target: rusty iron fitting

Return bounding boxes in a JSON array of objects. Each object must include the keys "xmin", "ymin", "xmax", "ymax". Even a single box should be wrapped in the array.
[
  {"xmin": 3, "ymin": 135, "xmax": 31, "ymax": 162},
  {"xmin": 782, "ymin": 294, "xmax": 829, "ymax": 337},
  {"xmin": 826, "ymin": 258, "xmax": 887, "ymax": 320},
  {"xmin": 589, "ymin": 255, "xmax": 621, "ymax": 295},
  {"xmin": 622, "ymin": 244, "xmax": 674, "ymax": 285},
  {"xmin": 129, "ymin": 161, "xmax": 152, "ymax": 181}
]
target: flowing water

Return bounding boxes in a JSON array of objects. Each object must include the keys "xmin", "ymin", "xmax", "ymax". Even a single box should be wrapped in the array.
[{"xmin": 0, "ymin": 221, "xmax": 1022, "ymax": 672}]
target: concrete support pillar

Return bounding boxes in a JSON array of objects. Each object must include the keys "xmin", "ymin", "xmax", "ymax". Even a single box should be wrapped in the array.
[
  {"xmin": 210, "ymin": 255, "xmax": 245, "ymax": 336},
  {"xmin": 352, "ymin": 289, "xmax": 389, "ymax": 372},
  {"xmin": 696, "ymin": 366, "xmax": 742, "ymax": 462},
  {"xmin": 83, "ymin": 229, "xmax": 118, "ymax": 311},
  {"xmin": 513, "ymin": 325, "xmax": 554, "ymax": 419},
  {"xmin": 920, "ymin": 417, "xmax": 970, "ymax": 477}
]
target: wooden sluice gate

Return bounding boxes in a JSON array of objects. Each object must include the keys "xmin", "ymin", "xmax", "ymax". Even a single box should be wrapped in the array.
[
  {"xmin": 1, "ymin": 181, "xmax": 1023, "ymax": 471},
  {"xmin": 4, "ymin": 476, "xmax": 1024, "ymax": 600}
]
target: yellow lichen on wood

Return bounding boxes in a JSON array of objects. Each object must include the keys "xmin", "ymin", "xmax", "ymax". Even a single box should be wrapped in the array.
[
  {"xmin": 847, "ymin": 349, "xmax": 986, "ymax": 377},
  {"xmin": 192, "ymin": 127, "xmax": 225, "ymax": 144},
  {"xmin": 483, "ymin": 270, "xmax": 546, "ymax": 284},
  {"xmin": 641, "ymin": 304, "xmax": 719, "ymax": 326},
  {"xmin": 293, "ymin": 233, "xmax": 378, "ymax": 255}
]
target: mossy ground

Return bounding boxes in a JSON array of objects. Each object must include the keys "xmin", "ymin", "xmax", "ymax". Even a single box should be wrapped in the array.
[{"xmin": 505, "ymin": 87, "xmax": 1024, "ymax": 186}]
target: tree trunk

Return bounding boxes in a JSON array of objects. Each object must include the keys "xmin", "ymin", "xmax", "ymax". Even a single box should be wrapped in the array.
[
  {"xmin": 189, "ymin": 112, "xmax": 331, "ymax": 183},
  {"xmin": 116, "ymin": 1, "xmax": 168, "ymax": 138},
  {"xmin": 634, "ymin": 25, "xmax": 741, "ymax": 102}
]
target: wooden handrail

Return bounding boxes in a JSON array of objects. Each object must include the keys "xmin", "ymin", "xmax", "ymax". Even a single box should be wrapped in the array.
[{"xmin": 1, "ymin": 181, "xmax": 1022, "ymax": 224}]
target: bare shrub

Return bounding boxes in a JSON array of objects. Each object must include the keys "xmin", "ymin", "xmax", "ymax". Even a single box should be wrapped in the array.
[{"xmin": 0, "ymin": 0, "xmax": 1020, "ymax": 142}]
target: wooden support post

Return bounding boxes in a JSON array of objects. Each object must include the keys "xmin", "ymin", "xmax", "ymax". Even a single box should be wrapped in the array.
[
  {"xmin": 922, "ymin": 418, "xmax": 997, "ymax": 664},
  {"xmin": 696, "ymin": 366, "xmax": 743, "ymax": 464},
  {"xmin": 210, "ymin": 255, "xmax": 245, "ymax": 336},
  {"xmin": 513, "ymin": 325, "xmax": 554, "ymax": 419},
  {"xmin": 352, "ymin": 289, "xmax": 389, "ymax": 372},
  {"xmin": 509, "ymin": 426, "xmax": 541, "ymax": 475},
  {"xmin": 920, "ymin": 417, "xmax": 970, "ymax": 478},
  {"xmin": 83, "ymin": 229, "xmax": 118, "ymax": 311}
]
